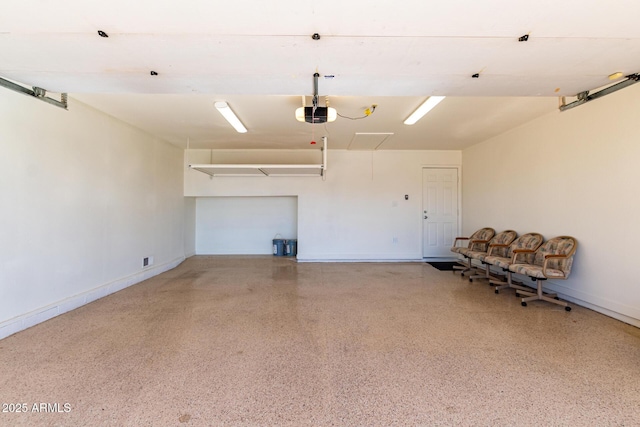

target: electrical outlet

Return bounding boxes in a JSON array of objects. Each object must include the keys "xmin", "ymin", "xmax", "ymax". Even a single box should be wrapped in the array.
[{"xmin": 143, "ymin": 257, "xmax": 149, "ymax": 267}]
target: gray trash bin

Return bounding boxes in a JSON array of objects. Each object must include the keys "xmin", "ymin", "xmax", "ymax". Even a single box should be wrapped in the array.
[
  {"xmin": 273, "ymin": 236, "xmax": 285, "ymax": 256},
  {"xmin": 285, "ymin": 239, "xmax": 297, "ymax": 257}
]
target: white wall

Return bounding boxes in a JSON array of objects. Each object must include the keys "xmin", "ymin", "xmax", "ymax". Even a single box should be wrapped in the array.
[
  {"xmin": 184, "ymin": 197, "xmax": 197, "ymax": 257},
  {"xmin": 0, "ymin": 92, "xmax": 186, "ymax": 339},
  {"xmin": 462, "ymin": 84, "xmax": 640, "ymax": 326},
  {"xmin": 185, "ymin": 149, "xmax": 461, "ymax": 260},
  {"xmin": 196, "ymin": 196, "xmax": 297, "ymax": 254}
]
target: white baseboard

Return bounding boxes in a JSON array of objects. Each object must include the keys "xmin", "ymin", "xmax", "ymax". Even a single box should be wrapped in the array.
[
  {"xmin": 297, "ymin": 259, "xmax": 425, "ymax": 263},
  {"xmin": 544, "ymin": 282, "xmax": 640, "ymax": 328},
  {"xmin": 0, "ymin": 256, "xmax": 185, "ymax": 340},
  {"xmin": 296, "ymin": 253, "xmax": 423, "ymax": 262}
]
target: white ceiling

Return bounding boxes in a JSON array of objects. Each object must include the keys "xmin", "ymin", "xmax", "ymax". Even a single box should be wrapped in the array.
[{"xmin": 2, "ymin": 0, "xmax": 639, "ymax": 149}]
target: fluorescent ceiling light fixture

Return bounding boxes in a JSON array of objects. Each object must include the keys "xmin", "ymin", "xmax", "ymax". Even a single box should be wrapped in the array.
[
  {"xmin": 214, "ymin": 101, "xmax": 247, "ymax": 133},
  {"xmin": 404, "ymin": 96, "xmax": 446, "ymax": 125}
]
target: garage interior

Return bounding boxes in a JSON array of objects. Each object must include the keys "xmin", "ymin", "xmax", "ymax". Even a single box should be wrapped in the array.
[{"xmin": 2, "ymin": 1, "xmax": 640, "ymax": 425}]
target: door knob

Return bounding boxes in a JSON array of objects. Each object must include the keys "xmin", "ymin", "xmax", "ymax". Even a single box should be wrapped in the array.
[{"xmin": 424, "ymin": 215, "xmax": 428, "ymax": 219}]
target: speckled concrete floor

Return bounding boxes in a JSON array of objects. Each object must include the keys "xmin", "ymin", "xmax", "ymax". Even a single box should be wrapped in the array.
[{"xmin": 1, "ymin": 256, "xmax": 639, "ymax": 426}]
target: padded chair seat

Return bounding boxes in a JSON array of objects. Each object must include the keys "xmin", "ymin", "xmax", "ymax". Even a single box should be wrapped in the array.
[
  {"xmin": 509, "ymin": 263, "xmax": 566, "ymax": 279},
  {"xmin": 459, "ymin": 245, "xmax": 491, "ymax": 258},
  {"xmin": 451, "ymin": 247, "xmax": 466, "ymax": 254},
  {"xmin": 457, "ymin": 247, "xmax": 473, "ymax": 257},
  {"xmin": 467, "ymin": 250, "xmax": 490, "ymax": 262},
  {"xmin": 483, "ymin": 255, "xmax": 511, "ymax": 270}
]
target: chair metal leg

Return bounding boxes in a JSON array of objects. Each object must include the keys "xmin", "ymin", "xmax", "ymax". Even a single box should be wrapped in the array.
[
  {"xmin": 453, "ymin": 257, "xmax": 472, "ymax": 276},
  {"xmin": 492, "ymin": 270, "xmax": 533, "ymax": 294},
  {"xmin": 519, "ymin": 279, "xmax": 571, "ymax": 311},
  {"xmin": 469, "ymin": 263, "xmax": 491, "ymax": 282},
  {"xmin": 490, "ymin": 268, "xmax": 509, "ymax": 292},
  {"xmin": 486, "ymin": 265, "xmax": 504, "ymax": 283}
]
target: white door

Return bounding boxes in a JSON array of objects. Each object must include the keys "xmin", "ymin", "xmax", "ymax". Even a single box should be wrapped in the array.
[{"xmin": 422, "ymin": 168, "xmax": 459, "ymax": 258}]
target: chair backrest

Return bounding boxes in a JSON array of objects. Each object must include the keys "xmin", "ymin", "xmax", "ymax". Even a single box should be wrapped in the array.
[
  {"xmin": 469, "ymin": 227, "xmax": 495, "ymax": 252},
  {"xmin": 532, "ymin": 236, "xmax": 578, "ymax": 275},
  {"xmin": 508, "ymin": 232, "xmax": 544, "ymax": 263},
  {"xmin": 488, "ymin": 230, "xmax": 517, "ymax": 257}
]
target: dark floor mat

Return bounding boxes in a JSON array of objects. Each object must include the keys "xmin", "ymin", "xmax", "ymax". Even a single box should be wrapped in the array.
[{"xmin": 427, "ymin": 261, "xmax": 459, "ymax": 271}]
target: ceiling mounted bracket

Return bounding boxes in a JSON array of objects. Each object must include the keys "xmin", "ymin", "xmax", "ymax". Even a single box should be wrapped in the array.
[
  {"xmin": 559, "ymin": 73, "xmax": 640, "ymax": 112},
  {"xmin": 295, "ymin": 73, "xmax": 336, "ymax": 123},
  {"xmin": 312, "ymin": 72, "xmax": 320, "ymax": 107},
  {"xmin": 0, "ymin": 77, "xmax": 68, "ymax": 110}
]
